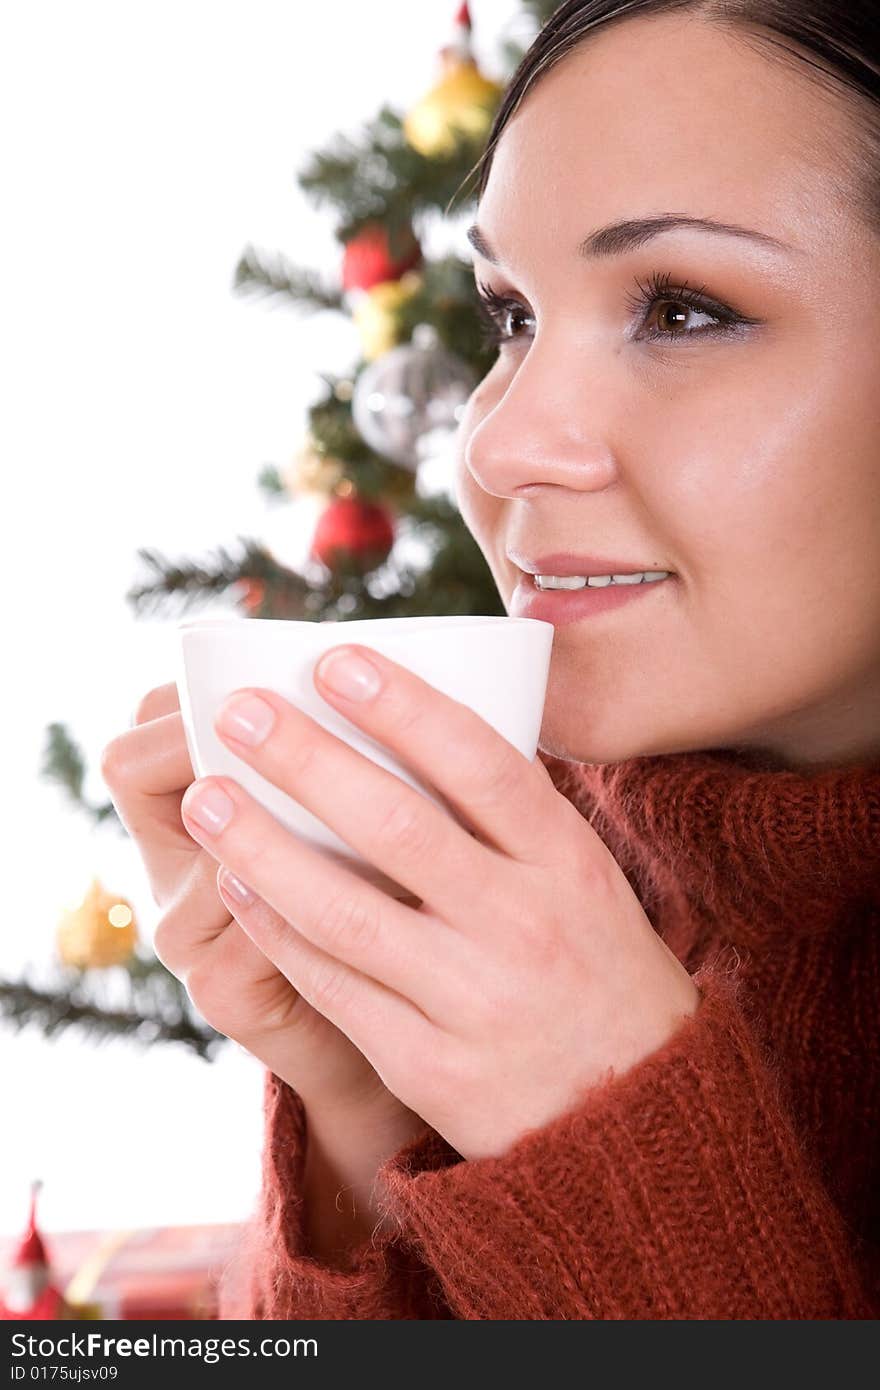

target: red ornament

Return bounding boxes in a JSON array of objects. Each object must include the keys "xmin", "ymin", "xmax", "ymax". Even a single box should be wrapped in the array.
[
  {"xmin": 341, "ymin": 221, "xmax": 422, "ymax": 293},
  {"xmin": 310, "ymin": 495, "xmax": 395, "ymax": 576},
  {"xmin": 235, "ymin": 578, "xmax": 266, "ymax": 615}
]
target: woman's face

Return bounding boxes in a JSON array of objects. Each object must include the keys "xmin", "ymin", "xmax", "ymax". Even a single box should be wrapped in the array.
[{"xmin": 455, "ymin": 15, "xmax": 880, "ymax": 769}]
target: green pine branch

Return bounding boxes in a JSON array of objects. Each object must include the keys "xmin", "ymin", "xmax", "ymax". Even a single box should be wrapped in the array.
[
  {"xmin": 233, "ymin": 246, "xmax": 346, "ymax": 310},
  {"xmin": 125, "ymin": 538, "xmax": 316, "ymax": 618},
  {"xmin": 42, "ymin": 723, "xmax": 120, "ymax": 827},
  {"xmin": 257, "ymin": 463, "xmax": 286, "ymax": 499},
  {"xmin": 296, "ymin": 105, "xmax": 486, "ymax": 235},
  {"xmin": 0, "ymin": 959, "xmax": 225, "ymax": 1061}
]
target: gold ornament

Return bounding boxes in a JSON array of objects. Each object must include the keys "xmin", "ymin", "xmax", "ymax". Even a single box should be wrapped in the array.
[
  {"xmin": 352, "ymin": 271, "xmax": 423, "ymax": 362},
  {"xmin": 57, "ymin": 878, "xmax": 138, "ymax": 970},
  {"xmin": 404, "ymin": 52, "xmax": 502, "ymax": 158},
  {"xmin": 281, "ymin": 441, "xmax": 344, "ymax": 498}
]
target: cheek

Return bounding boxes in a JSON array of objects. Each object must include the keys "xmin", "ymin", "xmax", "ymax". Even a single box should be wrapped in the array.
[
  {"xmin": 641, "ymin": 344, "xmax": 879, "ymax": 585},
  {"xmin": 656, "ymin": 350, "xmax": 880, "ymax": 696}
]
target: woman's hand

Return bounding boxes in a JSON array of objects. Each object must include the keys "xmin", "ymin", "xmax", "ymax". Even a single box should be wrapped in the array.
[
  {"xmin": 99, "ymin": 682, "xmax": 413, "ymax": 1119},
  {"xmin": 178, "ymin": 642, "xmax": 701, "ymax": 1164}
]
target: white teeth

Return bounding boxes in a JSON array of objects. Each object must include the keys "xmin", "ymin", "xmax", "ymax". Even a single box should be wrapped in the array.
[
  {"xmin": 535, "ymin": 575, "xmax": 589, "ymax": 590},
  {"xmin": 533, "ymin": 571, "xmax": 670, "ymax": 590}
]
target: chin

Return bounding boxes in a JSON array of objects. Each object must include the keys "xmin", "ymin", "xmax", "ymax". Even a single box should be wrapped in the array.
[
  {"xmin": 537, "ymin": 689, "xmax": 692, "ymax": 766},
  {"xmin": 537, "ymin": 713, "xmax": 626, "ymax": 767}
]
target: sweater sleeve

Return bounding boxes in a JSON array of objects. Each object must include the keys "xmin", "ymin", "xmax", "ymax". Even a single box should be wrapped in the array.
[
  {"xmin": 371, "ymin": 961, "xmax": 877, "ymax": 1320},
  {"xmin": 216, "ymin": 1069, "xmax": 453, "ymax": 1320}
]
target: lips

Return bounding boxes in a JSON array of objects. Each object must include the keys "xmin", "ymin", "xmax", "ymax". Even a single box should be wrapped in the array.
[
  {"xmin": 509, "ymin": 568, "xmax": 674, "ymax": 625},
  {"xmin": 506, "ymin": 549, "xmax": 670, "ymax": 577}
]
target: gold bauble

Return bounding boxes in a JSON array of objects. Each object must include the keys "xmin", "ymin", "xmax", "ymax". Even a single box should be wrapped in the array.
[
  {"xmin": 352, "ymin": 272, "xmax": 423, "ymax": 362},
  {"xmin": 403, "ymin": 55, "xmax": 502, "ymax": 158},
  {"xmin": 57, "ymin": 878, "xmax": 138, "ymax": 970},
  {"xmin": 281, "ymin": 441, "xmax": 344, "ymax": 498}
]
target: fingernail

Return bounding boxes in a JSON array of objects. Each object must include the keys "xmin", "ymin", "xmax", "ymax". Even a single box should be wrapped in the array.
[
  {"xmin": 218, "ymin": 868, "xmax": 255, "ymax": 905},
  {"xmin": 217, "ymin": 693, "xmax": 276, "ymax": 747},
  {"xmin": 184, "ymin": 781, "xmax": 235, "ymax": 835},
  {"xmin": 316, "ymin": 647, "xmax": 382, "ymax": 702}
]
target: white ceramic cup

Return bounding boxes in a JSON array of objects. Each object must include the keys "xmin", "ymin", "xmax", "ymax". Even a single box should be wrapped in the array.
[{"xmin": 175, "ymin": 614, "xmax": 554, "ymax": 901}]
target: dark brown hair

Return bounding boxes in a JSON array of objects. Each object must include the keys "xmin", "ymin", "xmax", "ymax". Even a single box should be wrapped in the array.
[{"xmin": 456, "ymin": 0, "xmax": 880, "ymax": 230}]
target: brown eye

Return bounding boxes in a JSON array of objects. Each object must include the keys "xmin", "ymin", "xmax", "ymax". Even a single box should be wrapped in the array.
[
  {"xmin": 650, "ymin": 299, "xmax": 715, "ymax": 335},
  {"xmin": 625, "ymin": 272, "xmax": 752, "ymax": 343},
  {"xmin": 475, "ymin": 281, "xmax": 535, "ymax": 348}
]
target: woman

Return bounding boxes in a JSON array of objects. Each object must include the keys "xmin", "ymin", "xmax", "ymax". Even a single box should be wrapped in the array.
[{"xmin": 101, "ymin": 0, "xmax": 880, "ymax": 1318}]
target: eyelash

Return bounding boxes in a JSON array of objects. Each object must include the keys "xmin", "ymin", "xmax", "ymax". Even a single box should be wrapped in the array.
[{"xmin": 475, "ymin": 270, "xmax": 753, "ymax": 350}]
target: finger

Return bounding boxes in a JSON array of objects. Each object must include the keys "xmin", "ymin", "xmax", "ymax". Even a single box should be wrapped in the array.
[
  {"xmin": 211, "ymin": 686, "xmax": 498, "ymax": 923},
  {"xmin": 101, "ymin": 713, "xmax": 194, "ymax": 847},
  {"xmin": 152, "ymin": 851, "xmax": 236, "ymax": 972},
  {"xmin": 198, "ymin": 877, "xmax": 309, "ymax": 1038},
  {"xmin": 179, "ymin": 774, "xmax": 470, "ymax": 1022},
  {"xmin": 100, "ymin": 711, "xmax": 199, "ymax": 895},
  {"xmin": 201, "ymin": 906, "xmax": 377, "ymax": 1110},
  {"xmin": 131, "ymin": 681, "xmax": 180, "ymax": 727},
  {"xmin": 310, "ymin": 644, "xmax": 564, "ymax": 864},
  {"xmin": 102, "ymin": 709, "xmax": 193, "ymax": 803},
  {"xmin": 215, "ymin": 863, "xmax": 436, "ymax": 1073}
]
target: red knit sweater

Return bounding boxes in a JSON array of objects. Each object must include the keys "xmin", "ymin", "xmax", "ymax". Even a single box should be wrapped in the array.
[{"xmin": 219, "ymin": 745, "xmax": 880, "ymax": 1319}]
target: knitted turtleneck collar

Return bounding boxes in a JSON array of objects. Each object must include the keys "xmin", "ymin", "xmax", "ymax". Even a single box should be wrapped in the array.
[{"xmin": 544, "ymin": 745, "xmax": 880, "ymax": 939}]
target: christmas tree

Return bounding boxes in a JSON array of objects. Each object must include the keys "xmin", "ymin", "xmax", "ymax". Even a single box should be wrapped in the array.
[{"xmin": 2, "ymin": 1, "xmax": 560, "ymax": 1058}]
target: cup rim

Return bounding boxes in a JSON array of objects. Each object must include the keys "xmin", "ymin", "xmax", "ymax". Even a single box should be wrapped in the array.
[{"xmin": 177, "ymin": 615, "xmax": 549, "ymax": 633}]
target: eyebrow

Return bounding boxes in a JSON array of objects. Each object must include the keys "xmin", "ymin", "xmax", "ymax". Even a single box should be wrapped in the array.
[{"xmin": 466, "ymin": 214, "xmax": 796, "ymax": 263}]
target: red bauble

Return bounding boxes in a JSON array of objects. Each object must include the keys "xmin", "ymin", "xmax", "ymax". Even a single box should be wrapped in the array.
[
  {"xmin": 310, "ymin": 495, "xmax": 395, "ymax": 576},
  {"xmin": 341, "ymin": 221, "xmax": 422, "ymax": 292},
  {"xmin": 235, "ymin": 578, "xmax": 266, "ymax": 614}
]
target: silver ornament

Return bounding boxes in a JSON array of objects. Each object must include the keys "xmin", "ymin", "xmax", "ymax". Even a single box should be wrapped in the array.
[{"xmin": 351, "ymin": 323, "xmax": 476, "ymax": 469}]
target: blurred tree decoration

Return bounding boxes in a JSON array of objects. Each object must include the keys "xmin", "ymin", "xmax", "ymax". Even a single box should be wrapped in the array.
[{"xmin": 4, "ymin": 0, "xmax": 561, "ymax": 1058}]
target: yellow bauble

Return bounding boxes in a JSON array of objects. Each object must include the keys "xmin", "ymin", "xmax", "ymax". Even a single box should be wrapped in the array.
[
  {"xmin": 281, "ymin": 441, "xmax": 344, "ymax": 498},
  {"xmin": 57, "ymin": 878, "xmax": 138, "ymax": 970},
  {"xmin": 404, "ymin": 55, "xmax": 502, "ymax": 158},
  {"xmin": 352, "ymin": 271, "xmax": 423, "ymax": 362}
]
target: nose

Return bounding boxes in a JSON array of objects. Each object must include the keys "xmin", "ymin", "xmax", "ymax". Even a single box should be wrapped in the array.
[{"xmin": 462, "ymin": 335, "xmax": 619, "ymax": 498}]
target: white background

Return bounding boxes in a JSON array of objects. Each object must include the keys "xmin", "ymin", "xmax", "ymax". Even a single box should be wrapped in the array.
[{"xmin": 0, "ymin": 0, "xmax": 528, "ymax": 1237}]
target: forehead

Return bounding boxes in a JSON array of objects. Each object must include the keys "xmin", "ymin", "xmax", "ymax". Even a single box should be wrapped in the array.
[{"xmin": 479, "ymin": 14, "xmax": 855, "ymax": 266}]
